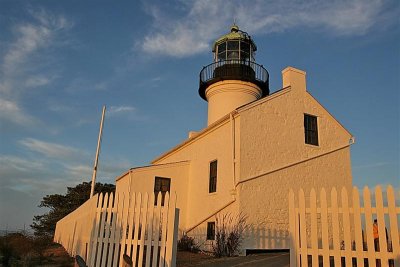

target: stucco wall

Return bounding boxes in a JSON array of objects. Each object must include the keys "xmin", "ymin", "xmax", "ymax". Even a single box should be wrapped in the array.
[
  {"xmin": 236, "ymin": 68, "xmax": 353, "ymax": 250},
  {"xmin": 114, "ymin": 67, "xmax": 354, "ymax": 252},
  {"xmin": 238, "ymin": 147, "xmax": 352, "ymax": 249},
  {"xmin": 115, "ymin": 161, "xmax": 190, "ymax": 229},
  {"xmin": 153, "ymin": 119, "xmax": 240, "ymax": 231}
]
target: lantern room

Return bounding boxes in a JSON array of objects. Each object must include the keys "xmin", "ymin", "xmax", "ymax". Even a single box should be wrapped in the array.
[
  {"xmin": 212, "ymin": 24, "xmax": 256, "ymax": 62},
  {"xmin": 199, "ymin": 25, "xmax": 270, "ymax": 125}
]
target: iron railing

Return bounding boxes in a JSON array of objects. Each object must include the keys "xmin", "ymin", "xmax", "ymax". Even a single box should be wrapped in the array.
[{"xmin": 199, "ymin": 60, "xmax": 269, "ymax": 99}]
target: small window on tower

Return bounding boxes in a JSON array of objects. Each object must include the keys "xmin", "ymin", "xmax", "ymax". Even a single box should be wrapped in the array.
[
  {"xmin": 207, "ymin": 222, "xmax": 215, "ymax": 240},
  {"xmin": 304, "ymin": 114, "xmax": 319, "ymax": 146}
]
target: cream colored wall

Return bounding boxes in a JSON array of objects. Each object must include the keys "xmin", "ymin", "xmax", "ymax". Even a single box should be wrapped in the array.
[
  {"xmin": 206, "ymin": 80, "xmax": 262, "ymax": 125},
  {"xmin": 153, "ymin": 119, "xmax": 240, "ymax": 231},
  {"xmin": 115, "ymin": 161, "xmax": 190, "ymax": 229},
  {"xmin": 237, "ymin": 67, "xmax": 353, "ymax": 250},
  {"xmin": 115, "ymin": 66, "xmax": 353, "ymax": 252},
  {"xmin": 238, "ymin": 147, "xmax": 352, "ymax": 250}
]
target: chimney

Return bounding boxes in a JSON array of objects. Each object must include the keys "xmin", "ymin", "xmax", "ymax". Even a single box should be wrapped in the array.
[{"xmin": 282, "ymin": 67, "xmax": 307, "ymax": 91}]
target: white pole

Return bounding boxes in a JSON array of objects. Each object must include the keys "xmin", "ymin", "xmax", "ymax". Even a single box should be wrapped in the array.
[{"xmin": 90, "ymin": 105, "xmax": 106, "ymax": 198}]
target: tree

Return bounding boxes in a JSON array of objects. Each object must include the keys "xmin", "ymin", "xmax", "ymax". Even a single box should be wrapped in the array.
[{"xmin": 31, "ymin": 181, "xmax": 115, "ymax": 239}]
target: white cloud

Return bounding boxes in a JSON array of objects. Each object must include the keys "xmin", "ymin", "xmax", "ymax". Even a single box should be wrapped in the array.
[
  {"xmin": 1, "ymin": 9, "xmax": 70, "ymax": 80},
  {"xmin": 64, "ymin": 164, "xmax": 92, "ymax": 179},
  {"xmin": 109, "ymin": 105, "xmax": 136, "ymax": 115},
  {"xmin": 0, "ymin": 8, "xmax": 72, "ymax": 127},
  {"xmin": 107, "ymin": 105, "xmax": 149, "ymax": 121},
  {"xmin": 0, "ymin": 98, "xmax": 36, "ymax": 125},
  {"xmin": 353, "ymin": 162, "xmax": 392, "ymax": 169},
  {"xmin": 19, "ymin": 138, "xmax": 84, "ymax": 159},
  {"xmin": 140, "ymin": 0, "xmax": 392, "ymax": 57},
  {"xmin": 0, "ymin": 155, "xmax": 44, "ymax": 173},
  {"xmin": 2, "ymin": 24, "xmax": 51, "ymax": 77},
  {"xmin": 25, "ymin": 75, "xmax": 53, "ymax": 88}
]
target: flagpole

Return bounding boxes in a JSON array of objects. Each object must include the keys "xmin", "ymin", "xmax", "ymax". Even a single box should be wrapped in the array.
[{"xmin": 90, "ymin": 105, "xmax": 106, "ymax": 198}]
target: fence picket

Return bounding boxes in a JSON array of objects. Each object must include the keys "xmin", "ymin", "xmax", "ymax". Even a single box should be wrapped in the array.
[
  {"xmin": 387, "ymin": 185, "xmax": 399, "ymax": 266},
  {"xmin": 320, "ymin": 188, "xmax": 330, "ymax": 267},
  {"xmin": 138, "ymin": 193, "xmax": 149, "ymax": 267},
  {"xmin": 364, "ymin": 187, "xmax": 377, "ymax": 267},
  {"xmin": 100, "ymin": 193, "xmax": 113, "ymax": 267},
  {"xmin": 165, "ymin": 192, "xmax": 178, "ymax": 267},
  {"xmin": 352, "ymin": 187, "xmax": 364, "ymax": 267},
  {"xmin": 152, "ymin": 193, "xmax": 163, "ymax": 266},
  {"xmin": 159, "ymin": 192, "xmax": 170, "ymax": 267},
  {"xmin": 89, "ymin": 193, "xmax": 103, "ymax": 267},
  {"xmin": 124, "ymin": 192, "xmax": 137, "ymax": 261},
  {"xmin": 145, "ymin": 193, "xmax": 156, "ymax": 267},
  {"xmin": 375, "ymin": 186, "xmax": 388, "ymax": 266},
  {"xmin": 106, "ymin": 193, "xmax": 119, "ymax": 266},
  {"xmin": 298, "ymin": 189, "xmax": 308, "ymax": 267},
  {"xmin": 132, "ymin": 192, "xmax": 142, "ymax": 263},
  {"xmin": 115, "ymin": 192, "xmax": 129, "ymax": 266},
  {"xmin": 96, "ymin": 192, "xmax": 109, "ymax": 267},
  {"xmin": 289, "ymin": 190, "xmax": 297, "ymax": 267},
  {"xmin": 309, "ymin": 189, "xmax": 318, "ymax": 267},
  {"xmin": 341, "ymin": 187, "xmax": 352, "ymax": 267},
  {"xmin": 331, "ymin": 188, "xmax": 341, "ymax": 267}
]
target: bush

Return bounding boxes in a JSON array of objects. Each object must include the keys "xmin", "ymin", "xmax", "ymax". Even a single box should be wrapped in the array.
[
  {"xmin": 177, "ymin": 234, "xmax": 199, "ymax": 252},
  {"xmin": 0, "ymin": 232, "xmax": 58, "ymax": 266},
  {"xmin": 0, "ymin": 232, "xmax": 35, "ymax": 265},
  {"xmin": 212, "ymin": 213, "xmax": 248, "ymax": 257}
]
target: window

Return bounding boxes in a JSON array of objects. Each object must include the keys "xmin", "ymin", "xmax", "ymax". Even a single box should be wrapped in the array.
[
  {"xmin": 304, "ymin": 114, "xmax": 319, "ymax": 146},
  {"xmin": 209, "ymin": 160, "xmax": 217, "ymax": 193},
  {"xmin": 217, "ymin": 43, "xmax": 226, "ymax": 61},
  {"xmin": 207, "ymin": 222, "xmax": 215, "ymax": 240},
  {"xmin": 154, "ymin": 177, "xmax": 171, "ymax": 206}
]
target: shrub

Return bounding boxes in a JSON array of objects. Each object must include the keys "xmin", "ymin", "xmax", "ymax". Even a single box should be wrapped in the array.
[
  {"xmin": 177, "ymin": 234, "xmax": 199, "ymax": 252},
  {"xmin": 212, "ymin": 213, "xmax": 248, "ymax": 257},
  {"xmin": 0, "ymin": 232, "xmax": 35, "ymax": 265}
]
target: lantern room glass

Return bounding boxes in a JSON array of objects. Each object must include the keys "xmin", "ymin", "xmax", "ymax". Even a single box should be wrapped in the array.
[{"xmin": 215, "ymin": 39, "xmax": 254, "ymax": 62}]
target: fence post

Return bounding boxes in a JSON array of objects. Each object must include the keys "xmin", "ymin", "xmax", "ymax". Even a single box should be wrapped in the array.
[
  {"xmin": 165, "ymin": 192, "xmax": 179, "ymax": 267},
  {"xmin": 289, "ymin": 189, "xmax": 297, "ymax": 267}
]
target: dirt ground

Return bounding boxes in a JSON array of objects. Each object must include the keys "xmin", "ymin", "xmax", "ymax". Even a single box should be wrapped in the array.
[
  {"xmin": 177, "ymin": 251, "xmax": 290, "ymax": 267},
  {"xmin": 41, "ymin": 245, "xmax": 74, "ymax": 266},
  {"xmin": 36, "ymin": 247, "xmax": 290, "ymax": 267}
]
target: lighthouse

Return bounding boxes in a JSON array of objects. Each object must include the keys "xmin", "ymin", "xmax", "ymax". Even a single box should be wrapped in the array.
[{"xmin": 199, "ymin": 24, "xmax": 269, "ymax": 125}]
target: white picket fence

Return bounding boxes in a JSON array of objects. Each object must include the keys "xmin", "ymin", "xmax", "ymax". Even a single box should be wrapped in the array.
[
  {"xmin": 54, "ymin": 191, "xmax": 179, "ymax": 267},
  {"xmin": 289, "ymin": 185, "xmax": 399, "ymax": 267}
]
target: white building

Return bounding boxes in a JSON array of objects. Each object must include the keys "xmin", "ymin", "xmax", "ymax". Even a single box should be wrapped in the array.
[{"xmin": 115, "ymin": 25, "xmax": 354, "ymax": 253}]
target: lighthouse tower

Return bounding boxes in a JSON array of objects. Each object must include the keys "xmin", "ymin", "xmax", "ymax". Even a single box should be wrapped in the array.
[{"xmin": 199, "ymin": 24, "xmax": 269, "ymax": 125}]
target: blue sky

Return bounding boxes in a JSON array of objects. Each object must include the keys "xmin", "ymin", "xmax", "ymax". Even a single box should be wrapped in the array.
[{"xmin": 0, "ymin": 0, "xmax": 399, "ymax": 230}]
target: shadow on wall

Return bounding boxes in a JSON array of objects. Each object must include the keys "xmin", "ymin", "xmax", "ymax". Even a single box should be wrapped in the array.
[
  {"xmin": 243, "ymin": 226, "xmax": 289, "ymax": 250},
  {"xmin": 185, "ymin": 225, "xmax": 289, "ymax": 253}
]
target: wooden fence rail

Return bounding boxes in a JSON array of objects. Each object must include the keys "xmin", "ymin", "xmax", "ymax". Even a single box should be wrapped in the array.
[
  {"xmin": 289, "ymin": 185, "xmax": 399, "ymax": 267},
  {"xmin": 54, "ymin": 191, "xmax": 179, "ymax": 267}
]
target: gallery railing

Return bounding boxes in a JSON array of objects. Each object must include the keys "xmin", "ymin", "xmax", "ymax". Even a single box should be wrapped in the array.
[{"xmin": 199, "ymin": 60, "xmax": 269, "ymax": 99}]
